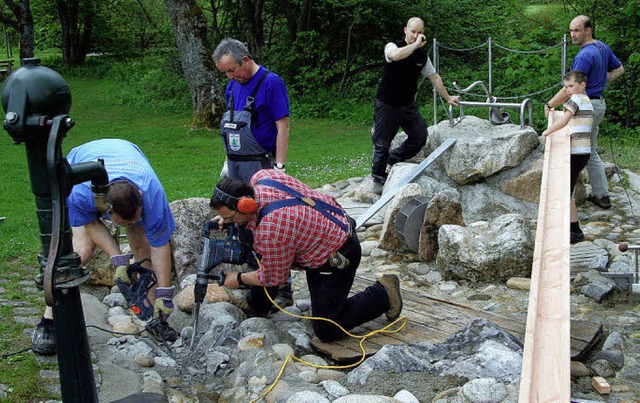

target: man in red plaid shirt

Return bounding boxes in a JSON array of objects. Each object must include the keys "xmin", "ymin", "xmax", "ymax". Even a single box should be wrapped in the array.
[{"xmin": 210, "ymin": 169, "xmax": 403, "ymax": 341}]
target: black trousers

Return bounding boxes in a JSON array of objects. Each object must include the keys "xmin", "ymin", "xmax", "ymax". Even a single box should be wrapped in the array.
[
  {"xmin": 247, "ymin": 216, "xmax": 390, "ymax": 341},
  {"xmin": 371, "ymin": 98, "xmax": 428, "ymax": 181}
]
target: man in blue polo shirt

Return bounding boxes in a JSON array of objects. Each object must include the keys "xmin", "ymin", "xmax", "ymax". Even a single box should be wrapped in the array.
[
  {"xmin": 545, "ymin": 15, "xmax": 624, "ymax": 209},
  {"xmin": 32, "ymin": 139, "xmax": 177, "ymax": 355}
]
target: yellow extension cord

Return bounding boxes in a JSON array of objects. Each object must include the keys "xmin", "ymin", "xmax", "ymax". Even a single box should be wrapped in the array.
[{"xmin": 248, "ymin": 285, "xmax": 408, "ymax": 403}]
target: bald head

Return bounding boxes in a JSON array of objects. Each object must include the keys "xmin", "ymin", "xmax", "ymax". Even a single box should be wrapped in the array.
[
  {"xmin": 407, "ymin": 17, "xmax": 424, "ymax": 28},
  {"xmin": 404, "ymin": 17, "xmax": 425, "ymax": 45},
  {"xmin": 569, "ymin": 15, "xmax": 594, "ymax": 46}
]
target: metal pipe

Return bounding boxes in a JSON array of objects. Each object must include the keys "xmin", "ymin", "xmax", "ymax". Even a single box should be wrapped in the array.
[
  {"xmin": 488, "ymin": 37, "xmax": 493, "ymax": 96},
  {"xmin": 448, "ymin": 99, "xmax": 533, "ymax": 129}
]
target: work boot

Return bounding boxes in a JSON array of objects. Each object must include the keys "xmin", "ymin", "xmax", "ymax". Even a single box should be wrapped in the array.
[
  {"xmin": 586, "ymin": 194, "xmax": 611, "ymax": 210},
  {"xmin": 270, "ymin": 284, "xmax": 294, "ymax": 313},
  {"xmin": 570, "ymin": 229, "xmax": 585, "ymax": 244},
  {"xmin": 32, "ymin": 318, "xmax": 56, "ymax": 355},
  {"xmin": 145, "ymin": 318, "xmax": 177, "ymax": 343},
  {"xmin": 378, "ymin": 274, "xmax": 403, "ymax": 320}
]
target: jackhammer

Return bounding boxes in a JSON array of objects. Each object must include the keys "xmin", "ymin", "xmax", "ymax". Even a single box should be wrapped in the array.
[{"xmin": 190, "ymin": 219, "xmax": 246, "ymax": 349}]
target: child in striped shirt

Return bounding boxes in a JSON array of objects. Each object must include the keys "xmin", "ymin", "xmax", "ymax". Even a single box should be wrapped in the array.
[{"xmin": 543, "ymin": 70, "xmax": 594, "ymax": 244}]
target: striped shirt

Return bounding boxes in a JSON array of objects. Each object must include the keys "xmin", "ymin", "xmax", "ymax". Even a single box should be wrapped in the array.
[
  {"xmin": 564, "ymin": 93, "xmax": 594, "ymax": 155},
  {"xmin": 247, "ymin": 170, "xmax": 349, "ymax": 287}
]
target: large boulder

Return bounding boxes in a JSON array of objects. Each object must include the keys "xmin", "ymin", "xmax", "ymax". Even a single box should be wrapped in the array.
[
  {"xmin": 426, "ymin": 116, "xmax": 540, "ymax": 185},
  {"xmin": 170, "ymin": 197, "xmax": 215, "ymax": 281},
  {"xmin": 436, "ymin": 214, "xmax": 534, "ymax": 282}
]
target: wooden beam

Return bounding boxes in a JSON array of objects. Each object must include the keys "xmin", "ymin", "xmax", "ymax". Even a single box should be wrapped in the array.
[{"xmin": 518, "ymin": 111, "xmax": 572, "ymax": 402}]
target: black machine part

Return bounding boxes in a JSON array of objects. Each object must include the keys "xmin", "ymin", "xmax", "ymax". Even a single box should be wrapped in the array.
[
  {"xmin": 190, "ymin": 220, "xmax": 246, "ymax": 349},
  {"xmin": 395, "ymin": 196, "xmax": 430, "ymax": 253},
  {"xmin": 115, "ymin": 259, "xmax": 157, "ymax": 321}
]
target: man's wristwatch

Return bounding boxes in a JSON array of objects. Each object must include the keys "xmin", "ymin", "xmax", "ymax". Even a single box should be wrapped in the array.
[
  {"xmin": 237, "ymin": 272, "xmax": 246, "ymax": 287},
  {"xmin": 545, "ymin": 102, "xmax": 553, "ymax": 109},
  {"xmin": 274, "ymin": 162, "xmax": 285, "ymax": 171}
]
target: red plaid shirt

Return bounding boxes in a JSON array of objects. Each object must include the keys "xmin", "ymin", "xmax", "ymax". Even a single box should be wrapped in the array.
[{"xmin": 248, "ymin": 170, "xmax": 349, "ymax": 286}]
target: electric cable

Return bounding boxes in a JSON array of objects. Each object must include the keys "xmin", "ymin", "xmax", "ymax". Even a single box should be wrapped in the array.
[
  {"xmin": 248, "ymin": 257, "xmax": 408, "ymax": 403},
  {"xmin": 85, "ymin": 324, "xmax": 147, "ymax": 337},
  {"xmin": 0, "ymin": 346, "xmax": 32, "ymax": 359}
]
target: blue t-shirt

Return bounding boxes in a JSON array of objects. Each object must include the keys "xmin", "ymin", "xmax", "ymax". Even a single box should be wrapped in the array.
[
  {"xmin": 66, "ymin": 139, "xmax": 175, "ymax": 247},
  {"xmin": 224, "ymin": 66, "xmax": 290, "ymax": 153},
  {"xmin": 572, "ymin": 40, "xmax": 622, "ymax": 98}
]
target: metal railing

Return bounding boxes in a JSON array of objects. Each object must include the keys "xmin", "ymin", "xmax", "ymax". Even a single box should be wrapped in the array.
[{"xmin": 431, "ymin": 36, "xmax": 568, "ymax": 127}]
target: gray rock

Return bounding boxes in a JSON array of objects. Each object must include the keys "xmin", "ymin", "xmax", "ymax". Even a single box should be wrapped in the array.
[
  {"xmin": 418, "ymin": 189, "xmax": 465, "ymax": 261},
  {"xmin": 602, "ymin": 331, "xmax": 625, "ymax": 352},
  {"xmin": 588, "ymin": 255, "xmax": 609, "ymax": 271},
  {"xmin": 286, "ymin": 391, "xmax": 331, "ymax": 402},
  {"xmin": 591, "ymin": 359, "xmax": 616, "ymax": 378},
  {"xmin": 347, "ymin": 319, "xmax": 522, "ymax": 385},
  {"xmin": 461, "ymin": 378, "xmax": 507, "ymax": 403},
  {"xmin": 428, "ymin": 116, "xmax": 539, "ymax": 185},
  {"xmin": 592, "ymin": 350, "xmax": 624, "ymax": 369},
  {"xmin": 574, "ymin": 270, "xmax": 617, "ymax": 302},
  {"xmin": 102, "ymin": 293, "xmax": 128, "ymax": 308},
  {"xmin": 437, "ymin": 214, "xmax": 534, "ymax": 282}
]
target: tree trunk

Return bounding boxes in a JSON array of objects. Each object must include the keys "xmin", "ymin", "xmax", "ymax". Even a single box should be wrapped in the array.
[
  {"xmin": 1, "ymin": 0, "xmax": 35, "ymax": 59},
  {"xmin": 241, "ymin": 0, "xmax": 264, "ymax": 60},
  {"xmin": 164, "ymin": 0, "xmax": 224, "ymax": 129},
  {"xmin": 56, "ymin": 0, "xmax": 92, "ymax": 65}
]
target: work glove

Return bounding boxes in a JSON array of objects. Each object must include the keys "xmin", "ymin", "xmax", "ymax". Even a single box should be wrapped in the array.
[
  {"xmin": 219, "ymin": 160, "xmax": 229, "ymax": 180},
  {"xmin": 153, "ymin": 286, "xmax": 175, "ymax": 320},
  {"xmin": 111, "ymin": 254, "xmax": 134, "ymax": 285}
]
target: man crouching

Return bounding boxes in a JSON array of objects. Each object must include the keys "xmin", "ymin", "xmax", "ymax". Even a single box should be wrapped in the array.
[{"xmin": 210, "ymin": 169, "xmax": 402, "ymax": 341}]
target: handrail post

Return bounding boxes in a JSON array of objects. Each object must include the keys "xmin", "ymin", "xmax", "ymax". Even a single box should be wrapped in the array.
[{"xmin": 433, "ymin": 38, "xmax": 438, "ymax": 126}]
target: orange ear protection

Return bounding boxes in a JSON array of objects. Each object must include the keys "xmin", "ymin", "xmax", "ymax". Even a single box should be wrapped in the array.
[{"xmin": 214, "ymin": 186, "xmax": 257, "ymax": 214}]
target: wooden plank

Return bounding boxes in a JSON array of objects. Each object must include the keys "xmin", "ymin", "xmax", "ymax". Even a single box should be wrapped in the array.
[
  {"xmin": 518, "ymin": 111, "xmax": 572, "ymax": 402},
  {"xmin": 312, "ymin": 272, "xmax": 601, "ymax": 363}
]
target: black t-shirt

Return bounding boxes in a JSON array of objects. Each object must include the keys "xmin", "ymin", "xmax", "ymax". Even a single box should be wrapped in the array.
[{"xmin": 376, "ymin": 39, "xmax": 429, "ymax": 106}]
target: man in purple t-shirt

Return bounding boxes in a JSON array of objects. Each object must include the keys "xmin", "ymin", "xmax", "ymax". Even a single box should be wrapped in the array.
[
  {"xmin": 545, "ymin": 15, "xmax": 624, "ymax": 209},
  {"xmin": 213, "ymin": 38, "xmax": 290, "ymax": 183}
]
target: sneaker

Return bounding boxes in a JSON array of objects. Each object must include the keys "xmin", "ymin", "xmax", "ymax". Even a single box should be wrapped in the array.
[
  {"xmin": 378, "ymin": 274, "xmax": 403, "ymax": 320},
  {"xmin": 32, "ymin": 319, "xmax": 56, "ymax": 355},
  {"xmin": 145, "ymin": 318, "xmax": 177, "ymax": 343},
  {"xmin": 570, "ymin": 230, "xmax": 585, "ymax": 244},
  {"xmin": 372, "ymin": 180, "xmax": 384, "ymax": 195},
  {"xmin": 586, "ymin": 194, "xmax": 611, "ymax": 209}
]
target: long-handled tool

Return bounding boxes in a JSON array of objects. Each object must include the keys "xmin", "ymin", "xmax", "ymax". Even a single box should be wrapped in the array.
[{"xmin": 355, "ymin": 138, "xmax": 456, "ymax": 229}]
